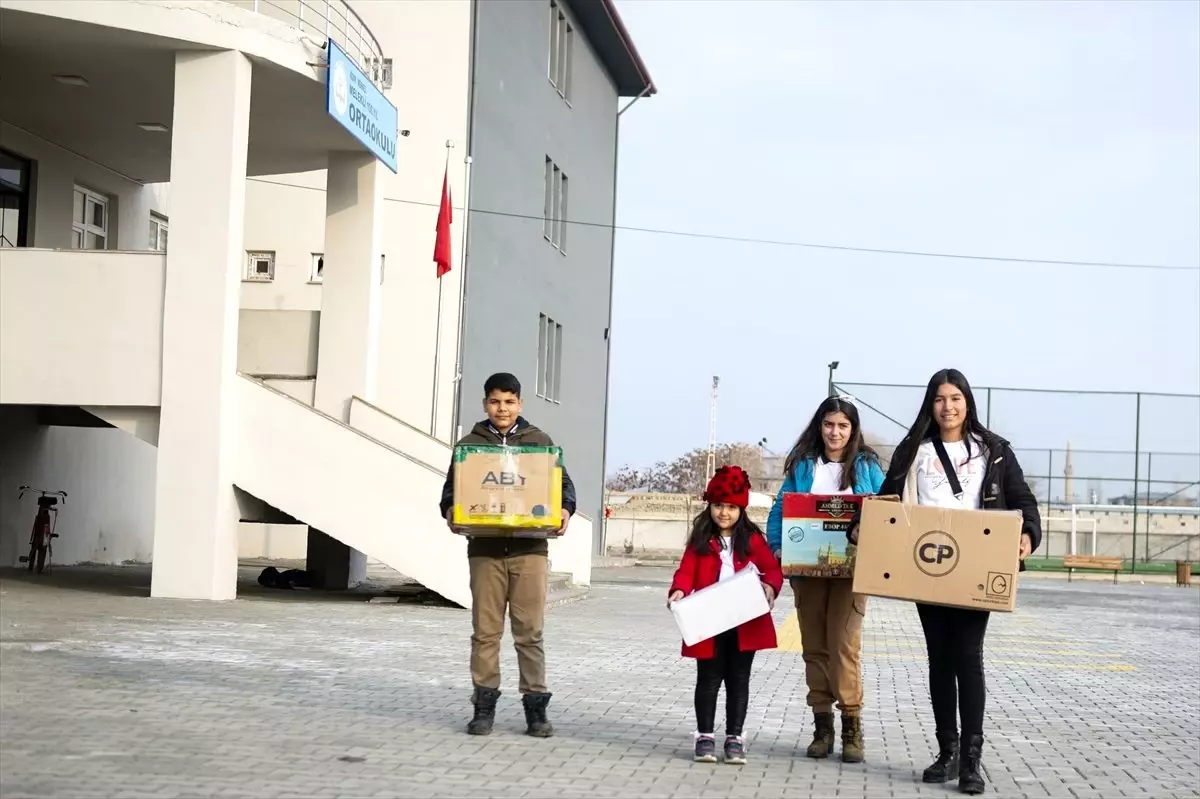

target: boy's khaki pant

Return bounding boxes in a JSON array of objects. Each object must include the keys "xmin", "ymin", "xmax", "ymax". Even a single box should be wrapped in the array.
[
  {"xmin": 791, "ymin": 576, "xmax": 866, "ymax": 714},
  {"xmin": 469, "ymin": 553, "xmax": 549, "ymax": 694}
]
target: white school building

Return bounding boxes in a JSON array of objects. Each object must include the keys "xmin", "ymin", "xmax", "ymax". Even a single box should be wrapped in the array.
[{"xmin": 0, "ymin": 0, "xmax": 655, "ymax": 605}]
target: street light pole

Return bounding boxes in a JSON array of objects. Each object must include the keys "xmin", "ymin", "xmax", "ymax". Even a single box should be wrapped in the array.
[{"xmin": 827, "ymin": 361, "xmax": 840, "ymax": 398}]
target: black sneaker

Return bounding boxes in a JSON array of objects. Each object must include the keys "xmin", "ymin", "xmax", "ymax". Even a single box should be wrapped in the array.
[
  {"xmin": 694, "ymin": 735, "xmax": 717, "ymax": 763},
  {"xmin": 724, "ymin": 736, "xmax": 747, "ymax": 765}
]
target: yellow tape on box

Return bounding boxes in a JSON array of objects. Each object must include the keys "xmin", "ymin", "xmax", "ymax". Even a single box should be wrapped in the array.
[{"xmin": 451, "ymin": 444, "xmax": 563, "ymax": 537}]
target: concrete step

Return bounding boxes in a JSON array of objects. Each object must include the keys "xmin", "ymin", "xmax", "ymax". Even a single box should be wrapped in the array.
[{"xmin": 546, "ymin": 571, "xmax": 588, "ymax": 609}]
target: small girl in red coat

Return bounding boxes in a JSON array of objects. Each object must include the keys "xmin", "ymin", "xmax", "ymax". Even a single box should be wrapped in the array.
[{"xmin": 668, "ymin": 465, "xmax": 784, "ymax": 765}]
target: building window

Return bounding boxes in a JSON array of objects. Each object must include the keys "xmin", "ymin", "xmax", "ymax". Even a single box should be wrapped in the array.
[
  {"xmin": 148, "ymin": 214, "xmax": 168, "ymax": 252},
  {"xmin": 548, "ymin": 1, "xmax": 573, "ymax": 102},
  {"xmin": 537, "ymin": 313, "xmax": 564, "ymax": 403},
  {"xmin": 72, "ymin": 186, "xmax": 108, "ymax": 250},
  {"xmin": 245, "ymin": 250, "xmax": 275, "ymax": 282},
  {"xmin": 310, "ymin": 253, "xmax": 324, "ymax": 283},
  {"xmin": 543, "ymin": 157, "xmax": 568, "ymax": 252},
  {"xmin": 0, "ymin": 148, "xmax": 32, "ymax": 248}
]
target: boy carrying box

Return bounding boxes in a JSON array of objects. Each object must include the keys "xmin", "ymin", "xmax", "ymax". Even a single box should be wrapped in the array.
[{"xmin": 439, "ymin": 372, "xmax": 576, "ymax": 738}]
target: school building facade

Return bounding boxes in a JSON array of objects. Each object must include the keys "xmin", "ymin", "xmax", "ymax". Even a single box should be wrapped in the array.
[{"xmin": 0, "ymin": 0, "xmax": 654, "ymax": 604}]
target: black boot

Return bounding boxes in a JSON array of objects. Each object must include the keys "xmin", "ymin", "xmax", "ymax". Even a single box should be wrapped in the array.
[
  {"xmin": 922, "ymin": 730, "xmax": 959, "ymax": 783},
  {"xmin": 805, "ymin": 712, "xmax": 835, "ymax": 758},
  {"xmin": 958, "ymin": 733, "xmax": 985, "ymax": 795},
  {"xmin": 521, "ymin": 691, "xmax": 554, "ymax": 738},
  {"xmin": 467, "ymin": 686, "xmax": 501, "ymax": 736}
]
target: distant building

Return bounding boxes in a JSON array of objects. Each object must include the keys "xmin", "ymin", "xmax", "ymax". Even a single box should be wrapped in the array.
[{"xmin": 1108, "ymin": 492, "xmax": 1198, "ymax": 507}]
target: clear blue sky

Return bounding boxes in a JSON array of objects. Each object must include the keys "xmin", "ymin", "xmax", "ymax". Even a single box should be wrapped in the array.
[{"xmin": 605, "ymin": 0, "xmax": 1200, "ymax": 492}]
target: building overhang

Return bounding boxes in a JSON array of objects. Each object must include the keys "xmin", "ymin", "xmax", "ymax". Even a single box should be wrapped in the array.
[
  {"xmin": 565, "ymin": 0, "xmax": 656, "ymax": 98},
  {"xmin": 0, "ymin": 2, "xmax": 387, "ymax": 183}
]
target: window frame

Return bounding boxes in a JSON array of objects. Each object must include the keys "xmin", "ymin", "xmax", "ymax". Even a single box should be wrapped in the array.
[
  {"xmin": 244, "ymin": 250, "xmax": 276, "ymax": 282},
  {"xmin": 543, "ymin": 157, "xmax": 568, "ymax": 253},
  {"xmin": 536, "ymin": 313, "xmax": 564, "ymax": 404},
  {"xmin": 148, "ymin": 213, "xmax": 168, "ymax": 252},
  {"xmin": 72, "ymin": 185, "xmax": 109, "ymax": 251},
  {"xmin": 547, "ymin": 1, "xmax": 574, "ymax": 104},
  {"xmin": 0, "ymin": 147, "xmax": 32, "ymax": 248},
  {"xmin": 309, "ymin": 252, "xmax": 324, "ymax": 284}
]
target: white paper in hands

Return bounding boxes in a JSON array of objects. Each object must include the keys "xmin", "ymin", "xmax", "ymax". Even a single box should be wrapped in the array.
[{"xmin": 669, "ymin": 566, "xmax": 771, "ymax": 647}]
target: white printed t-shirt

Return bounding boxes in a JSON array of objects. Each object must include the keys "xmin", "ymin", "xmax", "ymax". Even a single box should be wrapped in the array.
[{"xmin": 915, "ymin": 437, "xmax": 986, "ymax": 510}]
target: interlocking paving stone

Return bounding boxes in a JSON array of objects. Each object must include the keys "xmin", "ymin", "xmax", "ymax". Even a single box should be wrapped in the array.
[{"xmin": 0, "ymin": 566, "xmax": 1197, "ymax": 798}]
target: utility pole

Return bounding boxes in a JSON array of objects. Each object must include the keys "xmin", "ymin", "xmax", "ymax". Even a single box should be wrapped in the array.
[
  {"xmin": 706, "ymin": 376, "xmax": 720, "ymax": 484},
  {"xmin": 827, "ymin": 360, "xmax": 840, "ymax": 397}
]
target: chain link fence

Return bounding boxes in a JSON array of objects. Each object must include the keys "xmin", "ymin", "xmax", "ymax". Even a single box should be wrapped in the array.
[{"xmin": 832, "ymin": 380, "xmax": 1200, "ymax": 569}]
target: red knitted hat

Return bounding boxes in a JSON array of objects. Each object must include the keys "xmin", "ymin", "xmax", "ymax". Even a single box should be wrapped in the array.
[{"xmin": 703, "ymin": 465, "xmax": 752, "ymax": 509}]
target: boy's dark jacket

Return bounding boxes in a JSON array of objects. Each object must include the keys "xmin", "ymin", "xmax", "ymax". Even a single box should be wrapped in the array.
[{"xmin": 439, "ymin": 416, "xmax": 577, "ymax": 558}]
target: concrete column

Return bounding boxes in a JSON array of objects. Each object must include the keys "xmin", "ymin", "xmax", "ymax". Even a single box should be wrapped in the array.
[
  {"xmin": 150, "ymin": 50, "xmax": 251, "ymax": 601},
  {"xmin": 314, "ymin": 151, "xmax": 386, "ymax": 421},
  {"xmin": 309, "ymin": 151, "xmax": 386, "ymax": 589}
]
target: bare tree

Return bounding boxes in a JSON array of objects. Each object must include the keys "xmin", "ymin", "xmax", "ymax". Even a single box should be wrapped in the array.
[{"xmin": 606, "ymin": 443, "xmax": 766, "ymax": 495}]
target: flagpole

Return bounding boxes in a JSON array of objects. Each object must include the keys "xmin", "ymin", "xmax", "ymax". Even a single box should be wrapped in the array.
[
  {"xmin": 448, "ymin": 152, "xmax": 474, "ymax": 443},
  {"xmin": 430, "ymin": 140, "xmax": 453, "ymax": 436}
]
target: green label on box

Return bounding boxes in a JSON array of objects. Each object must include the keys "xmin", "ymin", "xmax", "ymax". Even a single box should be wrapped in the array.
[{"xmin": 453, "ymin": 444, "xmax": 562, "ymax": 465}]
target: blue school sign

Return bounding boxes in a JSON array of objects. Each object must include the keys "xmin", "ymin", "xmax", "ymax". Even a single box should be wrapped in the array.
[{"xmin": 326, "ymin": 39, "xmax": 398, "ymax": 173}]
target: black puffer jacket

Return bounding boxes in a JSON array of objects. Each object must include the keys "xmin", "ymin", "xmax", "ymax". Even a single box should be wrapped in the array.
[{"xmin": 439, "ymin": 416, "xmax": 577, "ymax": 558}]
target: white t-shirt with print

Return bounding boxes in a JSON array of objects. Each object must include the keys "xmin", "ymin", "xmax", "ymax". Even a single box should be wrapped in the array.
[
  {"xmin": 718, "ymin": 536, "xmax": 736, "ymax": 582},
  {"xmin": 916, "ymin": 437, "xmax": 986, "ymax": 510},
  {"xmin": 811, "ymin": 457, "xmax": 853, "ymax": 495}
]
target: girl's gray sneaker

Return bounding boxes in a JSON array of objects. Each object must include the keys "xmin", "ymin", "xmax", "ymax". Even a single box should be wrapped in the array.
[{"xmin": 694, "ymin": 734, "xmax": 717, "ymax": 763}]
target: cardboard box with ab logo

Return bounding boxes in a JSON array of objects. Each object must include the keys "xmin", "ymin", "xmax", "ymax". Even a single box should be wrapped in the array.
[
  {"xmin": 852, "ymin": 496, "xmax": 1022, "ymax": 612},
  {"xmin": 780, "ymin": 493, "xmax": 863, "ymax": 578},
  {"xmin": 451, "ymin": 445, "xmax": 564, "ymax": 537}
]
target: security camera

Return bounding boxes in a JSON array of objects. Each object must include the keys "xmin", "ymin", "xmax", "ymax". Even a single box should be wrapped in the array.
[{"xmin": 400, "ymin": 129, "xmax": 411, "ymax": 137}]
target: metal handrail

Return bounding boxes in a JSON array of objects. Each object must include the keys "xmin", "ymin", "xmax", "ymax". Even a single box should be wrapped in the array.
[{"xmin": 227, "ymin": 0, "xmax": 391, "ymax": 88}]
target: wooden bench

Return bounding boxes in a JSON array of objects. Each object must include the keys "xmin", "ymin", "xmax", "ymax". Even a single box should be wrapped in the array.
[{"xmin": 1064, "ymin": 555, "xmax": 1123, "ymax": 583}]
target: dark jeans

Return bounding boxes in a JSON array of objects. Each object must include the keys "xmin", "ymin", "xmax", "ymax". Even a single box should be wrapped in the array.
[
  {"xmin": 917, "ymin": 603, "xmax": 990, "ymax": 737},
  {"xmin": 695, "ymin": 629, "xmax": 756, "ymax": 737}
]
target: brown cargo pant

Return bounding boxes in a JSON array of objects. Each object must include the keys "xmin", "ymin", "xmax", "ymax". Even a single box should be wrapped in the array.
[
  {"xmin": 792, "ymin": 576, "xmax": 867, "ymax": 714},
  {"xmin": 469, "ymin": 553, "xmax": 549, "ymax": 694}
]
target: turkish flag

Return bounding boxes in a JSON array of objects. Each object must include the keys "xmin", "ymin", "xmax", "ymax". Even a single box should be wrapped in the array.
[{"xmin": 434, "ymin": 168, "xmax": 452, "ymax": 278}]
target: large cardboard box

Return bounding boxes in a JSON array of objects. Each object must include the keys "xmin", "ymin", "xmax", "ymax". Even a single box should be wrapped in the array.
[
  {"xmin": 451, "ymin": 445, "xmax": 563, "ymax": 537},
  {"xmin": 780, "ymin": 493, "xmax": 863, "ymax": 578},
  {"xmin": 670, "ymin": 567, "xmax": 771, "ymax": 647},
  {"xmin": 852, "ymin": 497, "xmax": 1023, "ymax": 612}
]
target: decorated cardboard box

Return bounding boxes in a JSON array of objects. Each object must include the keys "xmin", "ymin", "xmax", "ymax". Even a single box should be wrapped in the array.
[
  {"xmin": 451, "ymin": 445, "xmax": 563, "ymax": 537},
  {"xmin": 781, "ymin": 493, "xmax": 863, "ymax": 578}
]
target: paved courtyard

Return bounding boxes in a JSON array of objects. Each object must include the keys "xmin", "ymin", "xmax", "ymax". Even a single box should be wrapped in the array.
[{"xmin": 1, "ymin": 566, "xmax": 1197, "ymax": 799}]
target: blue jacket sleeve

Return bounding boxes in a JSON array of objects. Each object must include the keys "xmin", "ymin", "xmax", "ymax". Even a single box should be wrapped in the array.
[{"xmin": 765, "ymin": 473, "xmax": 795, "ymax": 554}]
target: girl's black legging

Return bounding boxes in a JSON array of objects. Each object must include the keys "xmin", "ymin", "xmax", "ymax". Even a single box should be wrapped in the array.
[
  {"xmin": 695, "ymin": 629, "xmax": 756, "ymax": 737},
  {"xmin": 916, "ymin": 603, "xmax": 991, "ymax": 737}
]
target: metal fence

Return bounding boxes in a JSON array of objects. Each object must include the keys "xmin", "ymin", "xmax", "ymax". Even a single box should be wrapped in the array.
[{"xmin": 832, "ymin": 380, "xmax": 1200, "ymax": 566}]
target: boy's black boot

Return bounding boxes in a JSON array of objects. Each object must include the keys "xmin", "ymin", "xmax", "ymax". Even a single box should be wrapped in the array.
[
  {"xmin": 467, "ymin": 686, "xmax": 501, "ymax": 736},
  {"xmin": 522, "ymin": 692, "xmax": 555, "ymax": 738}
]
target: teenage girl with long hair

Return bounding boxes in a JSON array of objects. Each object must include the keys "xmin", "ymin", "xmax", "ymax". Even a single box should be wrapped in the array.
[
  {"xmin": 668, "ymin": 465, "xmax": 784, "ymax": 766},
  {"xmin": 766, "ymin": 396, "xmax": 885, "ymax": 763},
  {"xmin": 853, "ymin": 369, "xmax": 1041, "ymax": 795}
]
